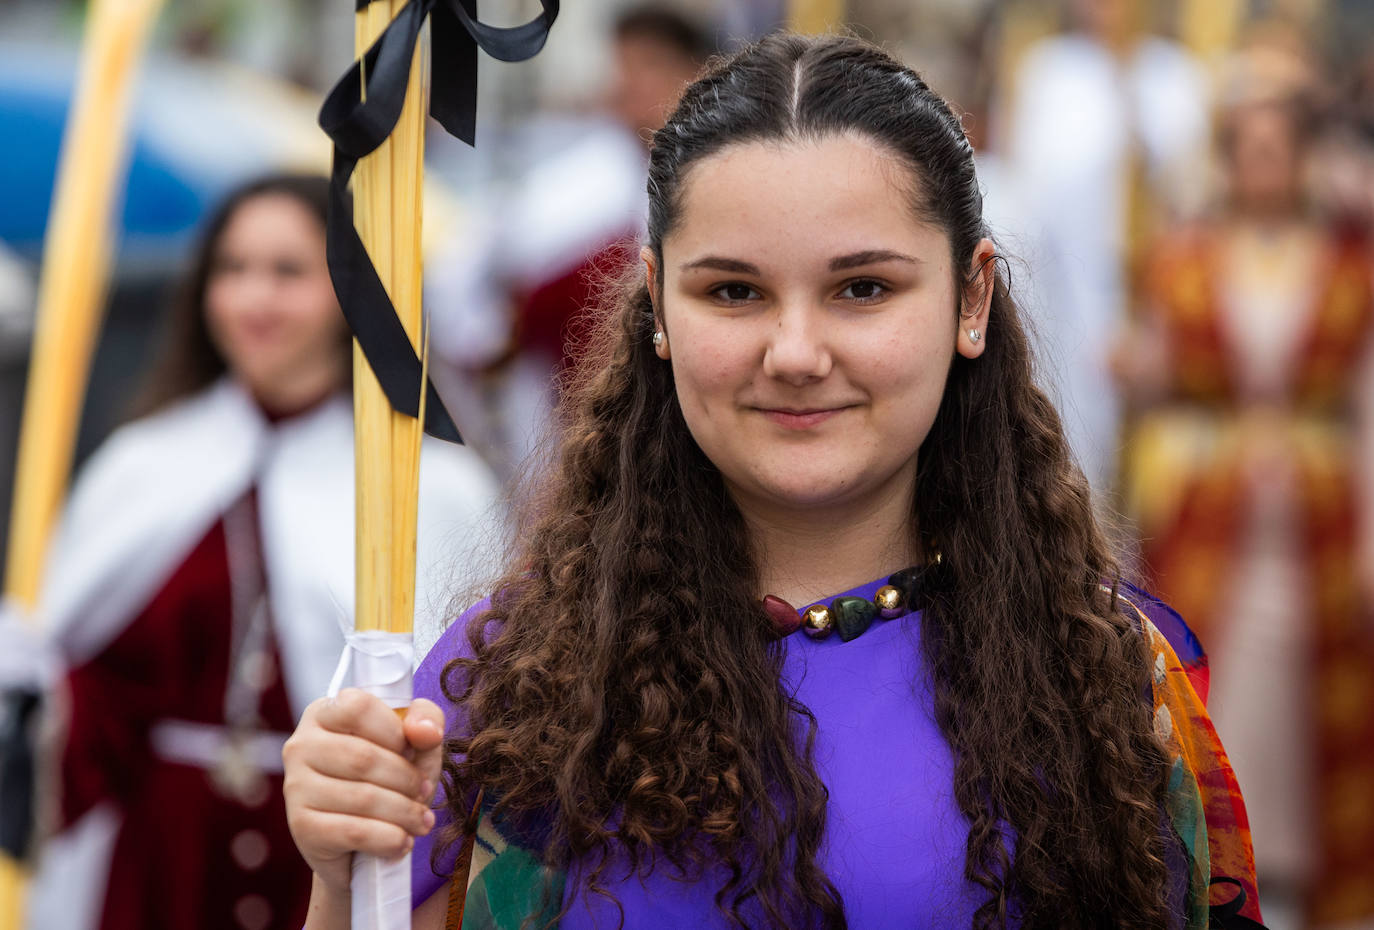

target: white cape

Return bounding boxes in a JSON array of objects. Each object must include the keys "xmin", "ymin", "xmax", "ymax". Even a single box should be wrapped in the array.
[{"xmin": 27, "ymin": 377, "xmax": 506, "ymax": 930}]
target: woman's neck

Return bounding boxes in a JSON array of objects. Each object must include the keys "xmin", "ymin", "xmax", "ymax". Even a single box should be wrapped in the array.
[
  {"xmin": 1229, "ymin": 194, "xmax": 1306, "ymax": 229},
  {"xmin": 736, "ymin": 478, "xmax": 920, "ymax": 607},
  {"xmin": 244, "ymin": 358, "xmax": 348, "ymax": 421}
]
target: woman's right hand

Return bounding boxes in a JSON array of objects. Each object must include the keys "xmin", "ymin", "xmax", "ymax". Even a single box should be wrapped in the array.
[{"xmin": 282, "ymin": 688, "xmax": 446, "ymax": 895}]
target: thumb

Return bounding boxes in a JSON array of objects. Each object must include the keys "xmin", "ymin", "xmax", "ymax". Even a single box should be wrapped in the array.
[{"xmin": 403, "ymin": 698, "xmax": 446, "ymax": 796}]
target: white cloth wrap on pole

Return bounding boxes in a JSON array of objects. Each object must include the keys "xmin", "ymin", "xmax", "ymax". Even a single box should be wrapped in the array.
[
  {"xmin": 0, "ymin": 599, "xmax": 56, "ymax": 693},
  {"xmin": 327, "ymin": 629, "xmax": 415, "ymax": 930}
]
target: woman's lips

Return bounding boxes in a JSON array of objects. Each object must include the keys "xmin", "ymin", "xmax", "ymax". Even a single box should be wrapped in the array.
[{"xmin": 756, "ymin": 406, "xmax": 853, "ymax": 429}]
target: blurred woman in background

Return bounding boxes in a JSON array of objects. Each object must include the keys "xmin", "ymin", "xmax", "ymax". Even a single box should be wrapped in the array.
[
  {"xmin": 26, "ymin": 174, "xmax": 504, "ymax": 930},
  {"xmin": 1117, "ymin": 36, "xmax": 1374, "ymax": 930}
]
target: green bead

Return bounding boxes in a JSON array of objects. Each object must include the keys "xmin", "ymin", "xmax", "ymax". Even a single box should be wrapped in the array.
[
  {"xmin": 888, "ymin": 566, "xmax": 927, "ymax": 610},
  {"xmin": 831, "ymin": 596, "xmax": 878, "ymax": 642}
]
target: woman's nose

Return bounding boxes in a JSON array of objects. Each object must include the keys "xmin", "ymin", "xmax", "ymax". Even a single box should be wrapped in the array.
[
  {"xmin": 761, "ymin": 301, "xmax": 832, "ymax": 385},
  {"xmin": 226, "ymin": 267, "xmax": 279, "ymax": 313}
]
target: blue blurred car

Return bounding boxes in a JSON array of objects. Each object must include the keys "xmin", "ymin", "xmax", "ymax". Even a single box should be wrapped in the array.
[{"xmin": 0, "ymin": 39, "xmax": 328, "ymax": 276}]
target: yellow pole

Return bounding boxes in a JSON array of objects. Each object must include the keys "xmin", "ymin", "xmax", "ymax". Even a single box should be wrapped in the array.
[
  {"xmin": 788, "ymin": 0, "xmax": 844, "ymax": 34},
  {"xmin": 1, "ymin": 0, "xmax": 165, "ymax": 925},
  {"xmin": 351, "ymin": 4, "xmax": 427, "ymax": 635},
  {"xmin": 347, "ymin": 7, "xmax": 427, "ymax": 921}
]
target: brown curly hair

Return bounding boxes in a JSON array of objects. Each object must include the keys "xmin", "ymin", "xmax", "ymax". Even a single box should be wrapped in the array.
[{"xmin": 439, "ymin": 33, "xmax": 1177, "ymax": 930}]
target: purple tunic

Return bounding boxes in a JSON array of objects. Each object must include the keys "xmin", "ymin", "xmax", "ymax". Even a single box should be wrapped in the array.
[{"xmin": 411, "ymin": 574, "xmax": 988, "ymax": 927}]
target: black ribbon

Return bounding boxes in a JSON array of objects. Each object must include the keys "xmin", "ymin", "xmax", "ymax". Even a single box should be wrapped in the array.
[
  {"xmin": 319, "ymin": 0, "xmax": 559, "ymax": 443},
  {"xmin": 1208, "ymin": 877, "xmax": 1269, "ymax": 929},
  {"xmin": 0, "ymin": 689, "xmax": 41, "ymax": 859}
]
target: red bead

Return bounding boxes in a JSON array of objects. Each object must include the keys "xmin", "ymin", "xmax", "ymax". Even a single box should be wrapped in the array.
[{"xmin": 761, "ymin": 594, "xmax": 801, "ymax": 636}]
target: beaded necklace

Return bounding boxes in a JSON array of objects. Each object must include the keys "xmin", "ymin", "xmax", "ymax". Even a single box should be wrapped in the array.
[{"xmin": 760, "ymin": 565, "xmax": 929, "ymax": 642}]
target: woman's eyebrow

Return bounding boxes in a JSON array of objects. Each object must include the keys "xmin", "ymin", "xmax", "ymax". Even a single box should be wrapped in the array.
[
  {"xmin": 829, "ymin": 249, "xmax": 920, "ymax": 271},
  {"xmin": 680, "ymin": 256, "xmax": 761, "ymax": 274},
  {"xmin": 680, "ymin": 251, "xmax": 921, "ymax": 274}
]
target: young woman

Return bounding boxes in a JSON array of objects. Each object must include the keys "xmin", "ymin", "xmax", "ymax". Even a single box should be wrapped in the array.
[
  {"xmin": 28, "ymin": 175, "xmax": 503, "ymax": 930},
  {"xmin": 284, "ymin": 36, "xmax": 1262, "ymax": 930}
]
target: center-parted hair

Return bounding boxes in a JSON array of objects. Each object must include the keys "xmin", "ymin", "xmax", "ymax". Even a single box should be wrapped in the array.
[{"xmin": 440, "ymin": 33, "xmax": 1177, "ymax": 930}]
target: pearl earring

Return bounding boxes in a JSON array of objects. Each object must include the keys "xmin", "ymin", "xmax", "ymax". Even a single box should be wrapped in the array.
[
  {"xmin": 968, "ymin": 329, "xmax": 981, "ymax": 344},
  {"xmin": 653, "ymin": 331, "xmax": 665, "ymax": 348}
]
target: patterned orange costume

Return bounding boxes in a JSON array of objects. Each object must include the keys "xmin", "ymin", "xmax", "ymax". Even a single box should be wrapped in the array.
[{"xmin": 1125, "ymin": 222, "xmax": 1374, "ymax": 924}]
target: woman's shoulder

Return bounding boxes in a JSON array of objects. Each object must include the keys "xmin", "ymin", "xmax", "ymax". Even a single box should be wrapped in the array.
[
  {"xmin": 1111, "ymin": 582, "xmax": 1210, "ymax": 703},
  {"xmin": 1113, "ymin": 583, "xmax": 1205, "ymax": 662},
  {"xmin": 41, "ymin": 382, "xmax": 266, "ymax": 654},
  {"xmin": 414, "ymin": 597, "xmax": 497, "ymax": 730},
  {"xmin": 77, "ymin": 381, "xmax": 256, "ymax": 488}
]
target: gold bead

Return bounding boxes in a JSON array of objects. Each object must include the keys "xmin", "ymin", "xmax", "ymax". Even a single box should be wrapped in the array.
[
  {"xmin": 874, "ymin": 584, "xmax": 903, "ymax": 619},
  {"xmin": 801, "ymin": 604, "xmax": 834, "ymax": 639}
]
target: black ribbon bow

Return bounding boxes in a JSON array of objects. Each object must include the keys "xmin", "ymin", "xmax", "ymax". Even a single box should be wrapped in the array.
[
  {"xmin": 319, "ymin": 0, "xmax": 559, "ymax": 443},
  {"xmin": 1208, "ymin": 877, "xmax": 1268, "ymax": 929}
]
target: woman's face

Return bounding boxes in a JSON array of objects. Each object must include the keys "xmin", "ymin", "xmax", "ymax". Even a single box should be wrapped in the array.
[
  {"xmin": 204, "ymin": 193, "xmax": 347, "ymax": 407},
  {"xmin": 650, "ymin": 134, "xmax": 991, "ymax": 519},
  {"xmin": 1227, "ymin": 103, "xmax": 1303, "ymax": 214}
]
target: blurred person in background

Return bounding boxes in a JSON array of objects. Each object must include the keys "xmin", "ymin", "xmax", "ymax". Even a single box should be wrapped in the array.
[
  {"xmin": 21, "ymin": 174, "xmax": 504, "ymax": 930},
  {"xmin": 1115, "ymin": 32, "xmax": 1374, "ymax": 930},
  {"xmin": 1001, "ymin": 0, "xmax": 1210, "ymax": 494},
  {"xmin": 426, "ymin": 3, "xmax": 712, "ymax": 483},
  {"xmin": 506, "ymin": 5, "xmax": 713, "ymax": 392}
]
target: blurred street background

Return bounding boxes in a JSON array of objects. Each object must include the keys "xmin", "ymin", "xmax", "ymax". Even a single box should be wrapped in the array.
[{"xmin": 1, "ymin": 1, "xmax": 1373, "ymax": 928}]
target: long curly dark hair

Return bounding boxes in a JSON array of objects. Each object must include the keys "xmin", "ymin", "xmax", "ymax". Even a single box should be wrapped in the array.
[{"xmin": 440, "ymin": 33, "xmax": 1176, "ymax": 930}]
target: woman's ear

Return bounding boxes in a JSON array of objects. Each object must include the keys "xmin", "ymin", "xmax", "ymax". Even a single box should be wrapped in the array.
[
  {"xmin": 642, "ymin": 246, "xmax": 659, "ymax": 311},
  {"xmin": 642, "ymin": 246, "xmax": 670, "ymax": 360},
  {"xmin": 956, "ymin": 238, "xmax": 996, "ymax": 360}
]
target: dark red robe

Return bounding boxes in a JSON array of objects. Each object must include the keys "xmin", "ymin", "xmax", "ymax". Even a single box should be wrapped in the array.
[{"xmin": 60, "ymin": 496, "xmax": 310, "ymax": 930}]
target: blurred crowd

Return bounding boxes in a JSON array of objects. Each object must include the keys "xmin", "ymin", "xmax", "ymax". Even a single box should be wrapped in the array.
[{"xmin": 0, "ymin": 0, "xmax": 1371, "ymax": 928}]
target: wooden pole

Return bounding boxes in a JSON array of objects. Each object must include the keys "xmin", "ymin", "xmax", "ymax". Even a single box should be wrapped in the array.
[
  {"xmin": 1, "ymin": 0, "xmax": 165, "ymax": 925},
  {"xmin": 352, "ymin": 1, "xmax": 428, "ymax": 638},
  {"xmin": 4, "ymin": 0, "xmax": 166, "ymax": 606},
  {"xmin": 788, "ymin": 0, "xmax": 844, "ymax": 34},
  {"xmin": 348, "ymin": 4, "xmax": 428, "ymax": 924}
]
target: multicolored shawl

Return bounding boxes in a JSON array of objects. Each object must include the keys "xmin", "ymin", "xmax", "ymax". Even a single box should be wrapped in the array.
[
  {"xmin": 443, "ymin": 589, "xmax": 1263, "ymax": 929},
  {"xmin": 1116, "ymin": 584, "xmax": 1263, "ymax": 929},
  {"xmin": 444, "ymin": 798, "xmax": 567, "ymax": 930}
]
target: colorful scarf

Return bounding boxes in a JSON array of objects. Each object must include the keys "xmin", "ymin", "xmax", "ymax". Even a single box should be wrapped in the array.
[{"xmin": 1118, "ymin": 584, "xmax": 1263, "ymax": 928}]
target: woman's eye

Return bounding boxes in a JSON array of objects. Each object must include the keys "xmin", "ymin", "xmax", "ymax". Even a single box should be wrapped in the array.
[
  {"xmin": 210, "ymin": 258, "xmax": 245, "ymax": 278},
  {"xmin": 274, "ymin": 261, "xmax": 307, "ymax": 279},
  {"xmin": 711, "ymin": 282, "xmax": 760, "ymax": 303},
  {"xmin": 838, "ymin": 279, "xmax": 887, "ymax": 302}
]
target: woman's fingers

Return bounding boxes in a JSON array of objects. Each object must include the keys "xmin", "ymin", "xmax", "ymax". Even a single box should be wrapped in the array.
[
  {"xmin": 284, "ymin": 693, "xmax": 443, "ymax": 895},
  {"xmin": 314, "ymin": 687, "xmax": 409, "ymax": 753},
  {"xmin": 403, "ymin": 699, "xmax": 445, "ymax": 751},
  {"xmin": 305, "ymin": 732, "xmax": 429, "ymax": 800},
  {"xmin": 403, "ymin": 699, "xmax": 446, "ymax": 800},
  {"xmin": 299, "ymin": 772, "xmax": 437, "ymax": 837},
  {"xmin": 291, "ymin": 808, "xmax": 419, "ymax": 861}
]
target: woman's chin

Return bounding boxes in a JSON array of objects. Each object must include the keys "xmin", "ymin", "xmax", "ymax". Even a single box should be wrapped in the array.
[{"xmin": 734, "ymin": 472, "xmax": 866, "ymax": 513}]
